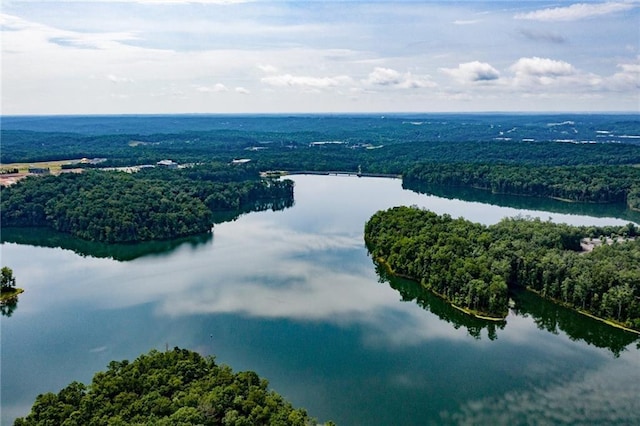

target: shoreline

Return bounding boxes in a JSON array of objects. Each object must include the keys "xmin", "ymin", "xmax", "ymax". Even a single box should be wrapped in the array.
[
  {"xmin": 1, "ymin": 288, "xmax": 24, "ymax": 302},
  {"xmin": 374, "ymin": 255, "xmax": 639, "ymax": 333},
  {"xmin": 525, "ymin": 287, "xmax": 640, "ymax": 335},
  {"xmin": 373, "ymin": 256, "xmax": 507, "ymax": 321}
]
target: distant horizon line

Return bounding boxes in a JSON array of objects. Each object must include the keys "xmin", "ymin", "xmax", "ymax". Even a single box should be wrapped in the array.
[{"xmin": 2, "ymin": 111, "xmax": 639, "ymax": 118}]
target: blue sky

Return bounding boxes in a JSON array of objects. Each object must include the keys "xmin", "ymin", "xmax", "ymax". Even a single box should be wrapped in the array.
[{"xmin": 1, "ymin": 1, "xmax": 639, "ymax": 114}]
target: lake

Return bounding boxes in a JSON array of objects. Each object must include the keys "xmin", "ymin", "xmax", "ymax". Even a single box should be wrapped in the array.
[{"xmin": 2, "ymin": 174, "xmax": 639, "ymax": 425}]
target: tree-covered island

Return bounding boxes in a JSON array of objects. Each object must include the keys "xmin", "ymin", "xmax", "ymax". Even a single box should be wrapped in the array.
[
  {"xmin": 1, "ymin": 267, "xmax": 23, "ymax": 317},
  {"xmin": 1, "ymin": 163, "xmax": 294, "ymax": 243},
  {"xmin": 365, "ymin": 206, "xmax": 640, "ymax": 331},
  {"xmin": 15, "ymin": 347, "xmax": 330, "ymax": 426}
]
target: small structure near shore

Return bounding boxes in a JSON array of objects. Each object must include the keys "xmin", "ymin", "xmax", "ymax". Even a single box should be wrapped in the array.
[
  {"xmin": 580, "ymin": 236, "xmax": 635, "ymax": 252},
  {"xmin": 157, "ymin": 159, "xmax": 178, "ymax": 168},
  {"xmin": 28, "ymin": 167, "xmax": 50, "ymax": 174},
  {"xmin": 231, "ymin": 158, "xmax": 251, "ymax": 165}
]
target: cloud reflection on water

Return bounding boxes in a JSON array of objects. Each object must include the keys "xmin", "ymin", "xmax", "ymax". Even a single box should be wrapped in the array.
[
  {"xmin": 440, "ymin": 349, "xmax": 640, "ymax": 425},
  {"xmin": 154, "ymin": 217, "xmax": 476, "ymax": 344},
  {"xmin": 4, "ymin": 175, "xmax": 640, "ymax": 426},
  {"xmin": 4, "ymin": 175, "xmax": 638, "ymax": 350}
]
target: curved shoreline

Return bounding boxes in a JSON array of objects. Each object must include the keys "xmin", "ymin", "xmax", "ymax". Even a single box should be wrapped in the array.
[
  {"xmin": 374, "ymin": 255, "xmax": 639, "ymax": 333},
  {"xmin": 0, "ymin": 288, "xmax": 24, "ymax": 302},
  {"xmin": 373, "ymin": 256, "xmax": 507, "ymax": 321},
  {"xmin": 525, "ymin": 287, "xmax": 640, "ymax": 335}
]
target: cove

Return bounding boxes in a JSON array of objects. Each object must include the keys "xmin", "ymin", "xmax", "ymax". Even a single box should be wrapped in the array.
[{"xmin": 2, "ymin": 175, "xmax": 639, "ymax": 425}]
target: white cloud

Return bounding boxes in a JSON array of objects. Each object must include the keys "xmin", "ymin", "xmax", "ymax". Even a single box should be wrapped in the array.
[
  {"xmin": 398, "ymin": 73, "xmax": 438, "ymax": 89},
  {"xmin": 88, "ymin": 0, "xmax": 249, "ymax": 3},
  {"xmin": 196, "ymin": 83, "xmax": 228, "ymax": 93},
  {"xmin": 364, "ymin": 67, "xmax": 436, "ymax": 89},
  {"xmin": 107, "ymin": 74, "xmax": 133, "ymax": 83},
  {"xmin": 510, "ymin": 57, "xmax": 575, "ymax": 78},
  {"xmin": 261, "ymin": 73, "xmax": 353, "ymax": 89},
  {"xmin": 365, "ymin": 67, "xmax": 402, "ymax": 86},
  {"xmin": 453, "ymin": 19, "xmax": 480, "ymax": 25},
  {"xmin": 507, "ymin": 57, "xmax": 612, "ymax": 95},
  {"xmin": 441, "ymin": 61, "xmax": 500, "ymax": 83},
  {"xmin": 605, "ymin": 60, "xmax": 640, "ymax": 91},
  {"xmin": 258, "ymin": 64, "xmax": 278, "ymax": 73},
  {"xmin": 235, "ymin": 86, "xmax": 250, "ymax": 94},
  {"xmin": 515, "ymin": 2, "xmax": 636, "ymax": 21},
  {"xmin": 1, "ymin": 13, "xmax": 139, "ymax": 51},
  {"xmin": 148, "ymin": 0, "xmax": 249, "ymax": 3}
]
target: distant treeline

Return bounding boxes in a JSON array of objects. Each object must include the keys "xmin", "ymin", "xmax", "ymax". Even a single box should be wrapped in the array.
[
  {"xmin": 3, "ymin": 127, "xmax": 640, "ymax": 170},
  {"xmin": 0, "ymin": 164, "xmax": 294, "ymax": 243},
  {"xmin": 365, "ymin": 206, "xmax": 640, "ymax": 330},
  {"xmin": 4, "ymin": 126, "xmax": 640, "ymax": 214},
  {"xmin": 404, "ymin": 163, "xmax": 640, "ymax": 210},
  {"xmin": 15, "ymin": 347, "xmax": 322, "ymax": 426}
]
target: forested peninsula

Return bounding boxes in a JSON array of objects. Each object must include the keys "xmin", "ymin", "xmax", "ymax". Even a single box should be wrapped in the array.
[
  {"xmin": 365, "ymin": 206, "xmax": 640, "ymax": 330},
  {"xmin": 0, "ymin": 163, "xmax": 293, "ymax": 243},
  {"xmin": 15, "ymin": 347, "xmax": 326, "ymax": 426},
  {"xmin": 404, "ymin": 163, "xmax": 640, "ymax": 210}
]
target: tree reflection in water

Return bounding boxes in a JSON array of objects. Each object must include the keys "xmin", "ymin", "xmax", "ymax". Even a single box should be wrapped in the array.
[
  {"xmin": 375, "ymin": 261, "xmax": 639, "ymax": 355},
  {"xmin": 1, "ymin": 295, "xmax": 19, "ymax": 317},
  {"xmin": 511, "ymin": 288, "xmax": 639, "ymax": 357},
  {"xmin": 0, "ymin": 196, "xmax": 294, "ymax": 262},
  {"xmin": 374, "ymin": 262, "xmax": 506, "ymax": 341}
]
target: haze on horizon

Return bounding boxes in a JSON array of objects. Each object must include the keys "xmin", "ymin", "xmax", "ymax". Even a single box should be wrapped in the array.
[{"xmin": 1, "ymin": 0, "xmax": 639, "ymax": 115}]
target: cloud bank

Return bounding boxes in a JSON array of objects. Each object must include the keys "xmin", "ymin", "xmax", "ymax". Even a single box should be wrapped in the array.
[
  {"xmin": 2, "ymin": 1, "xmax": 638, "ymax": 113},
  {"xmin": 364, "ymin": 67, "xmax": 436, "ymax": 89},
  {"xmin": 515, "ymin": 2, "xmax": 636, "ymax": 21},
  {"xmin": 261, "ymin": 73, "xmax": 353, "ymax": 89}
]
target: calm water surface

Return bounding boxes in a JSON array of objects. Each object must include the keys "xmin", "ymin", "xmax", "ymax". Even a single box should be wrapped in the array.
[{"xmin": 2, "ymin": 175, "xmax": 639, "ymax": 425}]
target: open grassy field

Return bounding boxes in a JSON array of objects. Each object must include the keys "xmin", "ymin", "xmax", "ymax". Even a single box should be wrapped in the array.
[
  {"xmin": 0, "ymin": 159, "xmax": 86, "ymax": 186},
  {"xmin": 0, "ymin": 159, "xmax": 85, "ymax": 173}
]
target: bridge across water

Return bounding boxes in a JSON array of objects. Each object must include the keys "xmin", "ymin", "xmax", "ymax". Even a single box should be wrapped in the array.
[{"xmin": 286, "ymin": 170, "xmax": 402, "ymax": 179}]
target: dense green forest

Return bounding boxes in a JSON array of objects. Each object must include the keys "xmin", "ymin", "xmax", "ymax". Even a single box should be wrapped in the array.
[
  {"xmin": 404, "ymin": 163, "xmax": 640, "ymax": 210},
  {"xmin": 4, "ymin": 118, "xmax": 640, "ymax": 217},
  {"xmin": 3, "ymin": 120, "xmax": 640, "ymax": 171},
  {"xmin": 15, "ymin": 347, "xmax": 324, "ymax": 426},
  {"xmin": 3, "ymin": 117, "xmax": 640, "ymax": 219},
  {"xmin": 365, "ymin": 206, "xmax": 640, "ymax": 330},
  {"xmin": 0, "ymin": 164, "xmax": 294, "ymax": 243}
]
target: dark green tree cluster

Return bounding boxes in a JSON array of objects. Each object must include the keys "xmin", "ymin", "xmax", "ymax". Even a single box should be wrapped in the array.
[
  {"xmin": 135, "ymin": 163, "xmax": 294, "ymax": 213},
  {"xmin": 1, "ymin": 267, "xmax": 20, "ymax": 317},
  {"xmin": 365, "ymin": 206, "xmax": 640, "ymax": 330},
  {"xmin": 1, "ymin": 164, "xmax": 294, "ymax": 243},
  {"xmin": 1, "ymin": 266, "xmax": 17, "ymax": 292},
  {"xmin": 365, "ymin": 207, "xmax": 510, "ymax": 317},
  {"xmin": 491, "ymin": 218, "xmax": 640, "ymax": 329},
  {"xmin": 15, "ymin": 347, "xmax": 319, "ymax": 426},
  {"xmin": 628, "ymin": 186, "xmax": 640, "ymax": 211},
  {"xmin": 404, "ymin": 163, "xmax": 640, "ymax": 209},
  {"xmin": 1, "ymin": 171, "xmax": 212, "ymax": 243}
]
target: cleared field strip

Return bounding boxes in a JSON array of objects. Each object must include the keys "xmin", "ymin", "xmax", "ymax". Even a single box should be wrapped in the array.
[{"xmin": 0, "ymin": 159, "xmax": 86, "ymax": 173}]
